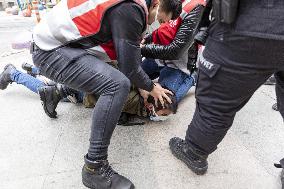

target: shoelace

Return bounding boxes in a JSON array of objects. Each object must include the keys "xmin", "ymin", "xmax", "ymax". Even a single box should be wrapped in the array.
[
  {"xmin": 175, "ymin": 139, "xmax": 206, "ymax": 161},
  {"xmin": 104, "ymin": 165, "xmax": 117, "ymax": 182}
]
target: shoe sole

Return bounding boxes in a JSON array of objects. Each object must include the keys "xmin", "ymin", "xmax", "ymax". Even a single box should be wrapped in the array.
[
  {"xmin": 0, "ymin": 83, "xmax": 8, "ymax": 90},
  {"xmin": 170, "ymin": 145, "xmax": 208, "ymax": 175},
  {"xmin": 38, "ymin": 87, "xmax": 57, "ymax": 118}
]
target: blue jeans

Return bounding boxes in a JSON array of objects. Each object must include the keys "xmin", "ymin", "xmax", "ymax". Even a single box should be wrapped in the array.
[
  {"xmin": 10, "ymin": 68, "xmax": 45, "ymax": 93},
  {"xmin": 11, "ymin": 66, "xmax": 85, "ymax": 103},
  {"xmin": 141, "ymin": 59, "xmax": 195, "ymax": 102}
]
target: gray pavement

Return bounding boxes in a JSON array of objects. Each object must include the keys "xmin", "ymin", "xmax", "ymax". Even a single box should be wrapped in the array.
[{"xmin": 0, "ymin": 11, "xmax": 283, "ymax": 189}]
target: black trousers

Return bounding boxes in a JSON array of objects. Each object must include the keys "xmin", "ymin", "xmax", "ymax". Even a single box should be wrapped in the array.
[{"xmin": 185, "ymin": 31, "xmax": 284, "ymax": 155}]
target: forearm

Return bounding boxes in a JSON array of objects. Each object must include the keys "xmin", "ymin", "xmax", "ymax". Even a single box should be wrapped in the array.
[{"xmin": 109, "ymin": 4, "xmax": 154, "ymax": 91}]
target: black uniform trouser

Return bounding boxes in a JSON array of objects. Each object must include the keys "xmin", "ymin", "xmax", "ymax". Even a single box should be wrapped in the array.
[{"xmin": 185, "ymin": 32, "xmax": 284, "ymax": 155}]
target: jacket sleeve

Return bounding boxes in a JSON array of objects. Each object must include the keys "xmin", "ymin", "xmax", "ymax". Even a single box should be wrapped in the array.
[
  {"xmin": 141, "ymin": 5, "xmax": 205, "ymax": 60},
  {"xmin": 109, "ymin": 3, "xmax": 154, "ymax": 92},
  {"xmin": 143, "ymin": 33, "xmax": 153, "ymax": 44}
]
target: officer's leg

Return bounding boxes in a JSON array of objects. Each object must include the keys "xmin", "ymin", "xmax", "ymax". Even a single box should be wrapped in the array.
[
  {"xmin": 185, "ymin": 61, "xmax": 272, "ymax": 154},
  {"xmin": 169, "ymin": 54, "xmax": 273, "ymax": 175},
  {"xmin": 275, "ymin": 71, "xmax": 284, "ymax": 119},
  {"xmin": 33, "ymin": 47, "xmax": 134, "ymax": 189}
]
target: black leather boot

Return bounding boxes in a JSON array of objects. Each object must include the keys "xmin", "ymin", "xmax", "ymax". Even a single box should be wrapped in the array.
[
  {"xmin": 38, "ymin": 85, "xmax": 63, "ymax": 118},
  {"xmin": 169, "ymin": 137, "xmax": 208, "ymax": 175},
  {"xmin": 0, "ymin": 64, "xmax": 16, "ymax": 90},
  {"xmin": 22, "ymin": 62, "xmax": 37, "ymax": 77},
  {"xmin": 82, "ymin": 155, "xmax": 134, "ymax": 189}
]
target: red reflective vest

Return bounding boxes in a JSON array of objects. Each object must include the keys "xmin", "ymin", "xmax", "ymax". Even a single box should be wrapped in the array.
[
  {"xmin": 152, "ymin": 0, "xmax": 206, "ymax": 45},
  {"xmin": 34, "ymin": 0, "xmax": 148, "ymax": 61}
]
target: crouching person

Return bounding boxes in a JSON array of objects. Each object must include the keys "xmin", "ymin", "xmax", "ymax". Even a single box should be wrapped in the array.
[{"xmin": 31, "ymin": 0, "xmax": 181, "ymax": 188}]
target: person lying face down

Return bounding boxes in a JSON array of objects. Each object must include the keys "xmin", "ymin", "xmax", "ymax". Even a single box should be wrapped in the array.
[{"xmin": 83, "ymin": 83, "xmax": 178, "ymax": 125}]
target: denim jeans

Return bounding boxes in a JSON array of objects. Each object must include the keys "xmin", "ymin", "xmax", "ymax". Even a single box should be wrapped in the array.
[
  {"xmin": 11, "ymin": 69, "xmax": 45, "ymax": 93},
  {"xmin": 141, "ymin": 59, "xmax": 195, "ymax": 102},
  {"xmin": 32, "ymin": 47, "xmax": 130, "ymax": 160}
]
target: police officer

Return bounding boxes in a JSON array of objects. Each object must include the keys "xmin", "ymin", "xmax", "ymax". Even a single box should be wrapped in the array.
[
  {"xmin": 169, "ymin": 0, "xmax": 284, "ymax": 176},
  {"xmin": 29, "ymin": 0, "xmax": 182, "ymax": 188}
]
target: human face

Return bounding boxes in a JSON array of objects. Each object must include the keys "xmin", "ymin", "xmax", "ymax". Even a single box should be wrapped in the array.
[
  {"xmin": 156, "ymin": 108, "xmax": 173, "ymax": 116},
  {"xmin": 156, "ymin": 8, "xmax": 173, "ymax": 24},
  {"xmin": 148, "ymin": 2, "xmax": 173, "ymax": 25}
]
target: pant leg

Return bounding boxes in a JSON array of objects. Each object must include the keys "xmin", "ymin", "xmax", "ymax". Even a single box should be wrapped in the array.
[
  {"xmin": 175, "ymin": 75, "xmax": 195, "ymax": 102},
  {"xmin": 33, "ymin": 47, "xmax": 130, "ymax": 160},
  {"xmin": 31, "ymin": 66, "xmax": 40, "ymax": 75},
  {"xmin": 158, "ymin": 67, "xmax": 193, "ymax": 102},
  {"xmin": 11, "ymin": 70, "xmax": 45, "ymax": 93},
  {"xmin": 185, "ymin": 33, "xmax": 281, "ymax": 154},
  {"xmin": 185, "ymin": 62, "xmax": 272, "ymax": 154},
  {"xmin": 141, "ymin": 58, "xmax": 161, "ymax": 80},
  {"xmin": 275, "ymin": 71, "xmax": 284, "ymax": 119}
]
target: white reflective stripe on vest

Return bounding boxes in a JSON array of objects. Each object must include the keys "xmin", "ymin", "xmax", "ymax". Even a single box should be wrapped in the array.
[
  {"xmin": 69, "ymin": 0, "xmax": 109, "ymax": 19},
  {"xmin": 33, "ymin": 0, "xmax": 148, "ymax": 51}
]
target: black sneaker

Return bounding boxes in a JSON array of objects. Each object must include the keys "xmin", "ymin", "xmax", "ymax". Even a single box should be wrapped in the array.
[
  {"xmin": 38, "ymin": 85, "xmax": 62, "ymax": 118},
  {"xmin": 272, "ymin": 103, "xmax": 278, "ymax": 111},
  {"xmin": 0, "ymin": 64, "xmax": 16, "ymax": 90},
  {"xmin": 169, "ymin": 137, "xmax": 208, "ymax": 175},
  {"xmin": 22, "ymin": 62, "xmax": 37, "ymax": 77},
  {"xmin": 82, "ymin": 155, "xmax": 134, "ymax": 189}
]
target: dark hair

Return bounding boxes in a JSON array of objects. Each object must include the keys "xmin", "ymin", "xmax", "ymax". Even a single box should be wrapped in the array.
[
  {"xmin": 160, "ymin": 0, "xmax": 182, "ymax": 20},
  {"xmin": 147, "ymin": 93, "xmax": 178, "ymax": 114},
  {"xmin": 145, "ymin": 0, "xmax": 152, "ymax": 8}
]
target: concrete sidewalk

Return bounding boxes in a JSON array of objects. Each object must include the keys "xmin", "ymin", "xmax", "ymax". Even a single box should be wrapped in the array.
[{"xmin": 0, "ymin": 12, "xmax": 283, "ymax": 189}]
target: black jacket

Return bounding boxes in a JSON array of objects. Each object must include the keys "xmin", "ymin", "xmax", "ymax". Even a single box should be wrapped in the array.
[
  {"xmin": 67, "ymin": 2, "xmax": 154, "ymax": 92},
  {"xmin": 141, "ymin": 5, "xmax": 205, "ymax": 60},
  {"xmin": 234, "ymin": 0, "xmax": 284, "ymax": 40}
]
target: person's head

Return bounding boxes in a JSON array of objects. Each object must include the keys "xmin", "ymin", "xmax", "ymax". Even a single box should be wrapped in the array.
[
  {"xmin": 147, "ymin": 93, "xmax": 178, "ymax": 116},
  {"xmin": 146, "ymin": 0, "xmax": 182, "ymax": 25}
]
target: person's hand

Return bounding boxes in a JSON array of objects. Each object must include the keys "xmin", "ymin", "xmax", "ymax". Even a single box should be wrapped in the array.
[
  {"xmin": 149, "ymin": 83, "xmax": 173, "ymax": 107},
  {"xmin": 140, "ymin": 39, "xmax": 145, "ymax": 48},
  {"xmin": 138, "ymin": 88, "xmax": 150, "ymax": 106}
]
